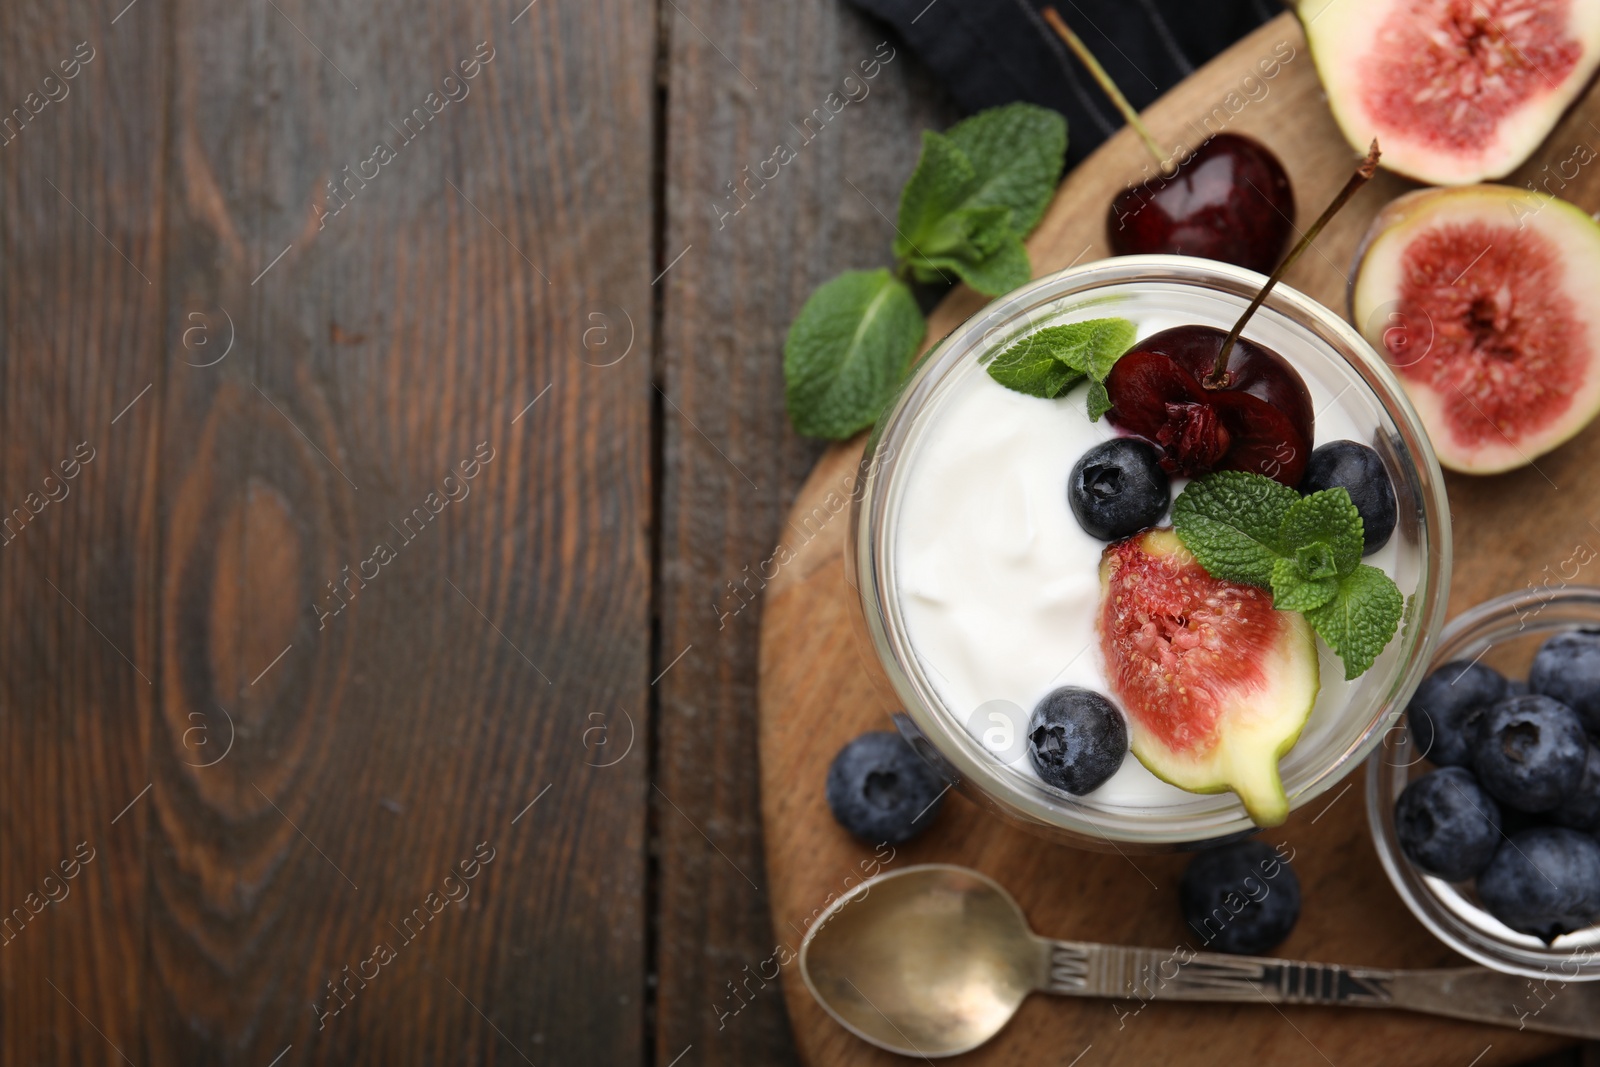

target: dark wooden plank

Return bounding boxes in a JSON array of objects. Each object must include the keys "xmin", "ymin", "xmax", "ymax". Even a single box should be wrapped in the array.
[
  {"xmin": 3, "ymin": 0, "xmax": 657, "ymax": 1063},
  {"xmin": 0, "ymin": 4, "xmax": 164, "ymax": 1064},
  {"xmin": 655, "ymin": 2, "xmax": 955, "ymax": 1061}
]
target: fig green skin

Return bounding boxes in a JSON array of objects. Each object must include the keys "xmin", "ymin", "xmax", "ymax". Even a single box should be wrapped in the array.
[{"xmin": 1100, "ymin": 529, "xmax": 1320, "ymax": 828}]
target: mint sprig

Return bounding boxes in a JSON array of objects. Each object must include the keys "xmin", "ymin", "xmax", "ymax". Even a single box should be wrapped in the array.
[
  {"xmin": 782, "ymin": 103, "xmax": 1067, "ymax": 440},
  {"xmin": 983, "ymin": 317, "xmax": 1136, "ymax": 417},
  {"xmin": 783, "ymin": 270, "xmax": 925, "ymax": 439},
  {"xmin": 1172, "ymin": 470, "xmax": 1403, "ymax": 680}
]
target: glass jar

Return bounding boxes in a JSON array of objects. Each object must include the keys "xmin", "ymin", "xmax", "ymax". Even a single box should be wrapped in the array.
[
  {"xmin": 1368, "ymin": 587, "xmax": 1600, "ymax": 980},
  {"xmin": 848, "ymin": 255, "xmax": 1452, "ymax": 850}
]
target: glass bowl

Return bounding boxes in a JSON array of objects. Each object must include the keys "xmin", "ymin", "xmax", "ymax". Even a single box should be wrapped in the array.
[
  {"xmin": 1368, "ymin": 586, "xmax": 1600, "ymax": 980},
  {"xmin": 848, "ymin": 255, "xmax": 1452, "ymax": 850}
]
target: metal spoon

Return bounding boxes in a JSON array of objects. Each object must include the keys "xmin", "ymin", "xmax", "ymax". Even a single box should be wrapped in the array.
[{"xmin": 798, "ymin": 863, "xmax": 1600, "ymax": 1058}]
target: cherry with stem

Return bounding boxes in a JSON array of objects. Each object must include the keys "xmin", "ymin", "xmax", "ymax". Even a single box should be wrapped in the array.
[
  {"xmin": 1207, "ymin": 140, "xmax": 1383, "ymax": 387},
  {"xmin": 1101, "ymin": 143, "xmax": 1384, "ymax": 488},
  {"xmin": 1040, "ymin": 7, "xmax": 1298, "ymax": 276}
]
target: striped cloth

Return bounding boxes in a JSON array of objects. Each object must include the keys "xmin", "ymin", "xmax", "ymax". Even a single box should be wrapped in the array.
[{"xmin": 845, "ymin": 0, "xmax": 1278, "ymax": 167}]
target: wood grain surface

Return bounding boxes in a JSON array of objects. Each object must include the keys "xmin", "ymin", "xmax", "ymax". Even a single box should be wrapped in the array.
[
  {"xmin": 1, "ymin": 0, "xmax": 655, "ymax": 1062},
  {"xmin": 656, "ymin": 2, "xmax": 954, "ymax": 1063},
  {"xmin": 759, "ymin": 13, "xmax": 1600, "ymax": 1067}
]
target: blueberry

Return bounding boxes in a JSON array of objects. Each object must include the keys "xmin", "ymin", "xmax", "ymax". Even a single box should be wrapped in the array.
[
  {"xmin": 825, "ymin": 731, "xmax": 947, "ymax": 845},
  {"xmin": 1180, "ymin": 840, "xmax": 1301, "ymax": 955},
  {"xmin": 1476, "ymin": 827, "xmax": 1600, "ymax": 942},
  {"xmin": 1068, "ymin": 438, "xmax": 1169, "ymax": 541},
  {"xmin": 1298, "ymin": 440, "xmax": 1397, "ymax": 555},
  {"xmin": 1026, "ymin": 687, "xmax": 1128, "ymax": 794},
  {"xmin": 1471, "ymin": 695, "xmax": 1589, "ymax": 812},
  {"xmin": 1507, "ymin": 678, "xmax": 1531, "ymax": 697},
  {"xmin": 1550, "ymin": 745, "xmax": 1600, "ymax": 832},
  {"xmin": 1394, "ymin": 767, "xmax": 1502, "ymax": 881},
  {"xmin": 1405, "ymin": 660, "xmax": 1509, "ymax": 767},
  {"xmin": 1530, "ymin": 630, "xmax": 1600, "ymax": 733}
]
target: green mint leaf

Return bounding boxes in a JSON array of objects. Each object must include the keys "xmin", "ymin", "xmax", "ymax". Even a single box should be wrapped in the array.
[
  {"xmin": 894, "ymin": 130, "xmax": 979, "ymax": 265},
  {"xmin": 1270, "ymin": 557, "xmax": 1339, "ymax": 613},
  {"xmin": 1014, "ymin": 320, "xmax": 1137, "ymax": 376},
  {"xmin": 894, "ymin": 105, "xmax": 1067, "ymax": 284},
  {"xmin": 953, "ymin": 234, "xmax": 1031, "ymax": 295},
  {"xmin": 1278, "ymin": 488, "xmax": 1364, "ymax": 577},
  {"xmin": 1305, "ymin": 564, "xmax": 1405, "ymax": 680},
  {"xmin": 984, "ymin": 333, "xmax": 1086, "ymax": 398},
  {"xmin": 1295, "ymin": 542, "xmax": 1338, "ymax": 582},
  {"xmin": 783, "ymin": 269, "xmax": 924, "ymax": 439},
  {"xmin": 1170, "ymin": 471, "xmax": 1300, "ymax": 588},
  {"xmin": 907, "ymin": 230, "xmax": 1032, "ymax": 297},
  {"xmin": 983, "ymin": 318, "xmax": 1136, "ymax": 399},
  {"xmin": 943, "ymin": 102, "xmax": 1068, "ymax": 236},
  {"xmin": 1086, "ymin": 379, "xmax": 1113, "ymax": 422},
  {"xmin": 915, "ymin": 205, "xmax": 1013, "ymax": 259}
]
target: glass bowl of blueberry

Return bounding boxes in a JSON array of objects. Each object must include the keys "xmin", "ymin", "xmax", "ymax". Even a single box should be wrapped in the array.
[{"xmin": 1368, "ymin": 586, "xmax": 1600, "ymax": 980}]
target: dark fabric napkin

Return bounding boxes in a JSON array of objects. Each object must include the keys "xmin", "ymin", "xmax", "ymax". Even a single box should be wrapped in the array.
[{"xmin": 845, "ymin": 0, "xmax": 1280, "ymax": 167}]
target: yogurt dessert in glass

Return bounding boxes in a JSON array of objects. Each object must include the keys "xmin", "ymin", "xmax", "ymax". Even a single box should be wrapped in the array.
[{"xmin": 849, "ymin": 255, "xmax": 1452, "ymax": 849}]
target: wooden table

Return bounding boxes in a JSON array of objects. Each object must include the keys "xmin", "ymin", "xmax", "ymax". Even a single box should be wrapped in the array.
[{"xmin": 0, "ymin": 1, "xmax": 1586, "ymax": 1065}]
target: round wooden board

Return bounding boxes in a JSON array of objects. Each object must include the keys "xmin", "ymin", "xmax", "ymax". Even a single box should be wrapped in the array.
[{"xmin": 758, "ymin": 13, "xmax": 1600, "ymax": 1066}]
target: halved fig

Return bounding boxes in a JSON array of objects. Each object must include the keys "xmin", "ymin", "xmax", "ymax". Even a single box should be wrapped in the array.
[
  {"xmin": 1099, "ymin": 529, "xmax": 1319, "ymax": 826},
  {"xmin": 1298, "ymin": 0, "xmax": 1600, "ymax": 184},
  {"xmin": 1351, "ymin": 185, "xmax": 1600, "ymax": 473}
]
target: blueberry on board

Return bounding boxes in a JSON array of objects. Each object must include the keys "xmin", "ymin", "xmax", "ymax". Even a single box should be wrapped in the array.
[
  {"xmin": 1476, "ymin": 827, "xmax": 1600, "ymax": 943},
  {"xmin": 1393, "ymin": 767, "xmax": 1502, "ymax": 881},
  {"xmin": 1068, "ymin": 438, "xmax": 1170, "ymax": 541},
  {"xmin": 826, "ymin": 731, "xmax": 947, "ymax": 845},
  {"xmin": 1026, "ymin": 687, "xmax": 1128, "ymax": 795},
  {"xmin": 1298, "ymin": 440, "xmax": 1397, "ymax": 555},
  {"xmin": 1507, "ymin": 679, "xmax": 1531, "ymax": 697},
  {"xmin": 1530, "ymin": 630, "xmax": 1600, "ymax": 733},
  {"xmin": 1180, "ymin": 840, "xmax": 1301, "ymax": 955},
  {"xmin": 1471, "ymin": 695, "xmax": 1589, "ymax": 813},
  {"xmin": 1405, "ymin": 660, "xmax": 1509, "ymax": 767},
  {"xmin": 1550, "ymin": 745, "xmax": 1600, "ymax": 832}
]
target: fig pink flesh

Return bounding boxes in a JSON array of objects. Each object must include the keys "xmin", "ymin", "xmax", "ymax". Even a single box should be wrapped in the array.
[
  {"xmin": 1390, "ymin": 219, "xmax": 1584, "ymax": 449},
  {"xmin": 1360, "ymin": 0, "xmax": 1582, "ymax": 156}
]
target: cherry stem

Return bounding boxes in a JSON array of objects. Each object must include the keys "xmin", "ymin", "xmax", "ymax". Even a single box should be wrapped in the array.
[
  {"xmin": 1205, "ymin": 139, "xmax": 1383, "ymax": 388},
  {"xmin": 1041, "ymin": 8, "xmax": 1172, "ymax": 175}
]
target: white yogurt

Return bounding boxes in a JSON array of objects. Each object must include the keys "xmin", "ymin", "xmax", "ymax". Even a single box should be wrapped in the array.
[{"xmin": 893, "ymin": 314, "xmax": 1401, "ymax": 810}]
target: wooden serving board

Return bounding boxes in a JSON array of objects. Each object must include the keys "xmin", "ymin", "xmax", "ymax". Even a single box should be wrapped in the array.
[{"xmin": 758, "ymin": 12, "xmax": 1600, "ymax": 1067}]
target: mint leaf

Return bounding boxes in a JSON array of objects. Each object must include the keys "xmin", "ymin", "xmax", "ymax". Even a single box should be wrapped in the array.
[
  {"xmin": 907, "ymin": 230, "xmax": 1032, "ymax": 297},
  {"xmin": 894, "ymin": 105, "xmax": 1067, "ymax": 290},
  {"xmin": 984, "ymin": 333, "xmax": 1086, "ymax": 399},
  {"xmin": 944, "ymin": 102, "xmax": 1068, "ymax": 236},
  {"xmin": 1049, "ymin": 319, "xmax": 1138, "ymax": 379},
  {"xmin": 984, "ymin": 318, "xmax": 1136, "ymax": 400},
  {"xmin": 1306, "ymin": 564, "xmax": 1405, "ymax": 681},
  {"xmin": 783, "ymin": 269, "xmax": 924, "ymax": 439},
  {"xmin": 1294, "ymin": 543, "xmax": 1338, "ymax": 582},
  {"xmin": 1171, "ymin": 471, "xmax": 1299, "ymax": 587},
  {"xmin": 1278, "ymin": 488, "xmax": 1364, "ymax": 577},
  {"xmin": 895, "ymin": 130, "xmax": 979, "ymax": 265},
  {"xmin": 1086, "ymin": 379, "xmax": 1113, "ymax": 422},
  {"xmin": 1270, "ymin": 556, "xmax": 1338, "ymax": 613}
]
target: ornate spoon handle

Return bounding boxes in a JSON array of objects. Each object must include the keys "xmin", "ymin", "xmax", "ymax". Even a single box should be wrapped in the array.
[{"xmin": 1040, "ymin": 939, "xmax": 1600, "ymax": 1040}]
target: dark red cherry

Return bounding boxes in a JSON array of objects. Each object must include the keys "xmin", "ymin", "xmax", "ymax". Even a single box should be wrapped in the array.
[
  {"xmin": 1103, "ymin": 325, "xmax": 1314, "ymax": 487},
  {"xmin": 1108, "ymin": 134, "xmax": 1295, "ymax": 275}
]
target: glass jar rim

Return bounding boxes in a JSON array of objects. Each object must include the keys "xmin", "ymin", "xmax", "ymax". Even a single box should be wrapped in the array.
[{"xmin": 850, "ymin": 254, "xmax": 1453, "ymax": 847}]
